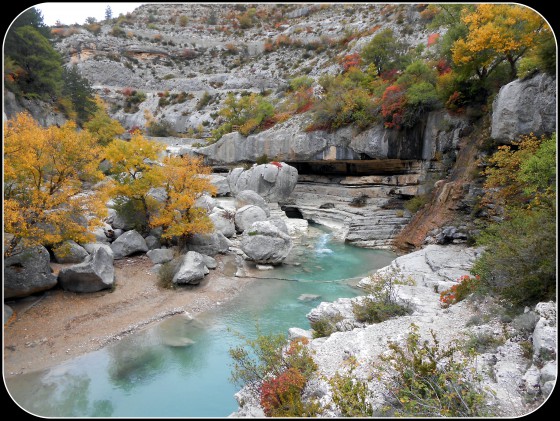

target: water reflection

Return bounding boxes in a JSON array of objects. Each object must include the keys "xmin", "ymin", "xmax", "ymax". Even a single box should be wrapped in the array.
[{"xmin": 7, "ymin": 369, "xmax": 114, "ymax": 417}]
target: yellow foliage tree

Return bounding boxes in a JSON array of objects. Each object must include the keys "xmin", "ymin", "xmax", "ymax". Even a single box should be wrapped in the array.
[
  {"xmin": 150, "ymin": 155, "xmax": 216, "ymax": 242},
  {"xmin": 4, "ymin": 112, "xmax": 108, "ymax": 256},
  {"xmin": 83, "ymin": 96, "xmax": 125, "ymax": 145},
  {"xmin": 104, "ymin": 135, "xmax": 216, "ymax": 242},
  {"xmin": 103, "ymin": 133, "xmax": 165, "ymax": 230},
  {"xmin": 452, "ymin": 4, "xmax": 547, "ymax": 80}
]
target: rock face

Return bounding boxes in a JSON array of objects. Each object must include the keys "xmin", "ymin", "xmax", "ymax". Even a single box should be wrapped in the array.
[
  {"xmin": 53, "ymin": 240, "xmax": 89, "ymax": 264},
  {"xmin": 110, "ymin": 230, "xmax": 149, "ymax": 259},
  {"xmin": 240, "ymin": 220, "xmax": 293, "ymax": 264},
  {"xmin": 199, "ymin": 111, "xmax": 468, "ymax": 165},
  {"xmin": 235, "ymin": 244, "xmax": 553, "ymax": 417},
  {"xmin": 58, "ymin": 246, "xmax": 115, "ymax": 292},
  {"xmin": 234, "ymin": 205, "xmax": 268, "ymax": 233},
  {"xmin": 206, "ymin": 174, "xmax": 230, "ymax": 196},
  {"xmin": 4, "ymin": 246, "xmax": 57, "ymax": 299},
  {"xmin": 172, "ymin": 251, "xmax": 209, "ymax": 285},
  {"xmin": 3, "ymin": 89, "xmax": 66, "ymax": 127},
  {"xmin": 227, "ymin": 163, "xmax": 298, "ymax": 202},
  {"xmin": 491, "ymin": 72, "xmax": 556, "ymax": 142}
]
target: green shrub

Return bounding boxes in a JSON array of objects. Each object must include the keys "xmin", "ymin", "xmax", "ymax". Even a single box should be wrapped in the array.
[
  {"xmin": 147, "ymin": 120, "xmax": 175, "ymax": 137},
  {"xmin": 472, "ymin": 205, "xmax": 555, "ymax": 307},
  {"xmin": 196, "ymin": 91, "xmax": 213, "ymax": 110},
  {"xmin": 157, "ymin": 258, "xmax": 181, "ymax": 289},
  {"xmin": 329, "ymin": 367, "xmax": 374, "ymax": 416},
  {"xmin": 380, "ymin": 324, "xmax": 491, "ymax": 417},
  {"xmin": 464, "ymin": 331, "xmax": 505, "ymax": 353},
  {"xmin": 353, "ymin": 299, "xmax": 411, "ymax": 324},
  {"xmin": 310, "ymin": 313, "xmax": 343, "ymax": 338},
  {"xmin": 353, "ymin": 269, "xmax": 413, "ymax": 324},
  {"xmin": 404, "ymin": 194, "xmax": 428, "ymax": 213},
  {"xmin": 255, "ymin": 154, "xmax": 270, "ymax": 165}
]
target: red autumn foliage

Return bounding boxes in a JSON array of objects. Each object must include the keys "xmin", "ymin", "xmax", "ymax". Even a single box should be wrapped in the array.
[
  {"xmin": 436, "ymin": 59, "xmax": 452, "ymax": 75},
  {"xmin": 121, "ymin": 87, "xmax": 135, "ymax": 97},
  {"xmin": 439, "ymin": 274, "xmax": 481, "ymax": 307},
  {"xmin": 381, "ymin": 84, "xmax": 406, "ymax": 129},
  {"xmin": 427, "ymin": 33, "xmax": 440, "ymax": 47},
  {"xmin": 341, "ymin": 53, "xmax": 362, "ymax": 72},
  {"xmin": 260, "ymin": 368, "xmax": 306, "ymax": 416}
]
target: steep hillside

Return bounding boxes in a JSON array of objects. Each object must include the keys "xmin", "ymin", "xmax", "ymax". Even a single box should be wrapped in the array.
[{"xmin": 51, "ymin": 3, "xmax": 432, "ymax": 133}]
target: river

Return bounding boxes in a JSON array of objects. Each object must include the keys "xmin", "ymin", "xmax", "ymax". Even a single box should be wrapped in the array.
[{"xmin": 5, "ymin": 224, "xmax": 395, "ymax": 417}]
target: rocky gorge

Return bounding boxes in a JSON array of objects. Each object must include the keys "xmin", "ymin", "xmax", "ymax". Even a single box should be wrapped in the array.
[{"xmin": 3, "ymin": 3, "xmax": 557, "ymax": 418}]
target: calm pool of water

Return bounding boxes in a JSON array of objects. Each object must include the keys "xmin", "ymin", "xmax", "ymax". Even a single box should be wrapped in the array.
[{"xmin": 5, "ymin": 225, "xmax": 395, "ymax": 417}]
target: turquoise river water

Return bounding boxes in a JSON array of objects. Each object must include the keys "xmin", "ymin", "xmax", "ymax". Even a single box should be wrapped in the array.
[{"xmin": 5, "ymin": 225, "xmax": 396, "ymax": 417}]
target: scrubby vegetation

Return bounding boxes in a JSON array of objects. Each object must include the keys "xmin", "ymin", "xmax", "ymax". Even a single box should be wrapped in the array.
[
  {"xmin": 472, "ymin": 134, "xmax": 556, "ymax": 307},
  {"xmin": 352, "ymin": 269, "xmax": 413, "ymax": 324},
  {"xmin": 228, "ymin": 331, "xmax": 320, "ymax": 417}
]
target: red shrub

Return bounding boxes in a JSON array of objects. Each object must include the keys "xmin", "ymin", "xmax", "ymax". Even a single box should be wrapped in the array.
[
  {"xmin": 436, "ymin": 59, "xmax": 451, "ymax": 75},
  {"xmin": 427, "ymin": 33, "xmax": 440, "ymax": 47},
  {"xmin": 341, "ymin": 53, "xmax": 362, "ymax": 72},
  {"xmin": 121, "ymin": 87, "xmax": 135, "ymax": 97},
  {"xmin": 260, "ymin": 368, "xmax": 306, "ymax": 416},
  {"xmin": 381, "ymin": 84, "xmax": 406, "ymax": 129}
]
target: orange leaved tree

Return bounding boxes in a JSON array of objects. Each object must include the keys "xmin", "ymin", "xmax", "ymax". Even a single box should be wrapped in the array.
[
  {"xmin": 104, "ymin": 134, "xmax": 216, "ymax": 244},
  {"xmin": 4, "ymin": 112, "xmax": 108, "ymax": 256},
  {"xmin": 452, "ymin": 4, "xmax": 548, "ymax": 80}
]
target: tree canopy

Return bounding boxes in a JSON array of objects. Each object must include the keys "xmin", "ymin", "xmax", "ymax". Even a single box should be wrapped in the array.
[{"xmin": 4, "ymin": 113, "xmax": 108, "ymax": 256}]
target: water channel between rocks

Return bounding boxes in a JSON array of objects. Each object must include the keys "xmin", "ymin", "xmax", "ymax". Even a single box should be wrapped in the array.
[{"xmin": 6, "ymin": 224, "xmax": 396, "ymax": 417}]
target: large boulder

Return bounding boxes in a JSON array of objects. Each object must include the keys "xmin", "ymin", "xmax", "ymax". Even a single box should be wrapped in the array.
[
  {"xmin": 110, "ymin": 230, "xmax": 149, "ymax": 259},
  {"xmin": 53, "ymin": 240, "xmax": 89, "ymax": 264},
  {"xmin": 234, "ymin": 205, "xmax": 268, "ymax": 233},
  {"xmin": 58, "ymin": 246, "xmax": 115, "ymax": 292},
  {"xmin": 491, "ymin": 72, "xmax": 556, "ymax": 142},
  {"xmin": 185, "ymin": 232, "xmax": 232, "ymax": 256},
  {"xmin": 209, "ymin": 208, "xmax": 236, "ymax": 238},
  {"xmin": 4, "ymin": 304, "xmax": 14, "ymax": 324},
  {"xmin": 147, "ymin": 248, "xmax": 174, "ymax": 264},
  {"xmin": 207, "ymin": 174, "xmax": 230, "ymax": 196},
  {"xmin": 82, "ymin": 243, "xmax": 113, "ymax": 256},
  {"xmin": 227, "ymin": 163, "xmax": 298, "ymax": 202},
  {"xmin": 172, "ymin": 251, "xmax": 209, "ymax": 285},
  {"xmin": 90, "ymin": 221, "xmax": 114, "ymax": 243},
  {"xmin": 4, "ymin": 246, "xmax": 57, "ymax": 299},
  {"xmin": 240, "ymin": 220, "xmax": 293, "ymax": 265},
  {"xmin": 234, "ymin": 190, "xmax": 271, "ymax": 216},
  {"xmin": 194, "ymin": 194, "xmax": 217, "ymax": 212}
]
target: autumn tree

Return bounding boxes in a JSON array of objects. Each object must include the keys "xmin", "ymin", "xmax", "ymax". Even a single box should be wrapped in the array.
[
  {"xmin": 84, "ymin": 96, "xmax": 125, "ymax": 145},
  {"xmin": 103, "ymin": 134, "xmax": 165, "ymax": 232},
  {"xmin": 452, "ymin": 4, "xmax": 548, "ymax": 80},
  {"xmin": 473, "ymin": 134, "xmax": 556, "ymax": 305},
  {"xmin": 150, "ymin": 155, "xmax": 216, "ymax": 244},
  {"xmin": 212, "ymin": 92, "xmax": 274, "ymax": 140},
  {"xmin": 104, "ymin": 135, "xmax": 216, "ymax": 241},
  {"xmin": 4, "ymin": 112, "xmax": 108, "ymax": 256}
]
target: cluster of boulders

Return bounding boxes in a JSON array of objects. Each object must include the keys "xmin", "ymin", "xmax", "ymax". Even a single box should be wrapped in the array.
[{"xmin": 4, "ymin": 163, "xmax": 300, "ymax": 309}]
